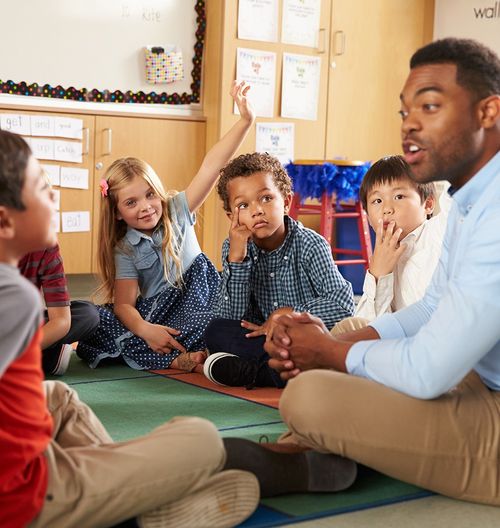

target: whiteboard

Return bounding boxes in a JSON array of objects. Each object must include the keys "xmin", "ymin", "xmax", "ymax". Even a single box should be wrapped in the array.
[
  {"xmin": 0, "ymin": 0, "xmax": 202, "ymax": 104},
  {"xmin": 434, "ymin": 0, "xmax": 500, "ymax": 55}
]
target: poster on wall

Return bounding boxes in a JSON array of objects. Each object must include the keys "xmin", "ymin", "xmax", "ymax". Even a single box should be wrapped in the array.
[
  {"xmin": 434, "ymin": 0, "xmax": 500, "ymax": 55},
  {"xmin": 281, "ymin": 53, "xmax": 321, "ymax": 121},
  {"xmin": 282, "ymin": 0, "xmax": 321, "ymax": 48},
  {"xmin": 256, "ymin": 122, "xmax": 295, "ymax": 164},
  {"xmin": 235, "ymin": 48, "xmax": 276, "ymax": 118},
  {"xmin": 238, "ymin": 0, "xmax": 279, "ymax": 42}
]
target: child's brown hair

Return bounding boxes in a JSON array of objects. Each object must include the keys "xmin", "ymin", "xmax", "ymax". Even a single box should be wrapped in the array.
[
  {"xmin": 217, "ymin": 152, "xmax": 292, "ymax": 212},
  {"xmin": 0, "ymin": 130, "xmax": 32, "ymax": 210},
  {"xmin": 359, "ymin": 155, "xmax": 436, "ymax": 218}
]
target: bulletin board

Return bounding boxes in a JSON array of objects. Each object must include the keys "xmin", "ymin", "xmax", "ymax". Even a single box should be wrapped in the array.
[{"xmin": 0, "ymin": 0, "xmax": 205, "ymax": 105}]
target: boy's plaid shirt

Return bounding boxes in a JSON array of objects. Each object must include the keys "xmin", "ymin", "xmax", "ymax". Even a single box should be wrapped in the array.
[{"xmin": 216, "ymin": 216, "xmax": 354, "ymax": 329}]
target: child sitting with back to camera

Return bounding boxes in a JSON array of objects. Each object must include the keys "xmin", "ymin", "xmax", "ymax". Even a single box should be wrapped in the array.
[
  {"xmin": 203, "ymin": 152, "xmax": 354, "ymax": 388},
  {"xmin": 343, "ymin": 155, "xmax": 451, "ymax": 329},
  {"xmin": 77, "ymin": 81, "xmax": 255, "ymax": 373}
]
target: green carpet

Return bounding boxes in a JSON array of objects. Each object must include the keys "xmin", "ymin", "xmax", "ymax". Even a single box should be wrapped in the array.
[{"xmin": 51, "ymin": 356, "xmax": 431, "ymax": 527}]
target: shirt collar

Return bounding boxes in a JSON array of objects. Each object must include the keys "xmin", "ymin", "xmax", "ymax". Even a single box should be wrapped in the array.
[
  {"xmin": 450, "ymin": 151, "xmax": 500, "ymax": 216},
  {"xmin": 124, "ymin": 225, "xmax": 163, "ymax": 246},
  {"xmin": 249, "ymin": 215, "xmax": 298, "ymax": 258}
]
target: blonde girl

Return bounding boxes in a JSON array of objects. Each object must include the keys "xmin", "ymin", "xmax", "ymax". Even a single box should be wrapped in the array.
[{"xmin": 77, "ymin": 81, "xmax": 254, "ymax": 372}]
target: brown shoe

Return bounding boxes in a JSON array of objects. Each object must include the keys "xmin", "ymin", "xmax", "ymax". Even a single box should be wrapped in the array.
[{"xmin": 223, "ymin": 437, "xmax": 357, "ymax": 498}]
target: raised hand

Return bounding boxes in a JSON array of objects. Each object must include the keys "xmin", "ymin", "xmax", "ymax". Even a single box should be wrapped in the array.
[
  {"xmin": 231, "ymin": 80, "xmax": 255, "ymax": 124},
  {"xmin": 228, "ymin": 206, "xmax": 252, "ymax": 262},
  {"xmin": 369, "ymin": 219, "xmax": 407, "ymax": 280}
]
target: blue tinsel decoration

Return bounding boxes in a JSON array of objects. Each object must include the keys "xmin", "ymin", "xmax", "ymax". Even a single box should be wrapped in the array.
[{"xmin": 285, "ymin": 161, "xmax": 371, "ymax": 204}]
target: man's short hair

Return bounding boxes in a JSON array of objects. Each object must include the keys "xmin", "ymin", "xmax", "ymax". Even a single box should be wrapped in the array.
[
  {"xmin": 0, "ymin": 130, "xmax": 32, "ymax": 210},
  {"xmin": 410, "ymin": 38, "xmax": 500, "ymax": 101},
  {"xmin": 359, "ymin": 155, "xmax": 436, "ymax": 211},
  {"xmin": 217, "ymin": 152, "xmax": 292, "ymax": 212}
]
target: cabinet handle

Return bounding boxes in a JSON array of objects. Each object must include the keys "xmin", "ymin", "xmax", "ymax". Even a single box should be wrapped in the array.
[
  {"xmin": 103, "ymin": 128, "xmax": 113, "ymax": 156},
  {"xmin": 333, "ymin": 30, "xmax": 346, "ymax": 56},
  {"xmin": 82, "ymin": 127, "xmax": 90, "ymax": 156},
  {"xmin": 317, "ymin": 28, "xmax": 326, "ymax": 54}
]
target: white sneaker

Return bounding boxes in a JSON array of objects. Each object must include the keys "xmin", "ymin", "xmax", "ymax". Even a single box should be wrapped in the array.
[
  {"xmin": 52, "ymin": 344, "xmax": 73, "ymax": 376},
  {"xmin": 138, "ymin": 469, "xmax": 259, "ymax": 528}
]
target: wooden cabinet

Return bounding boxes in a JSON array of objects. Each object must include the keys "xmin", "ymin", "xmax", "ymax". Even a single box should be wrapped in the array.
[
  {"xmin": 326, "ymin": 0, "xmax": 435, "ymax": 161},
  {"xmin": 203, "ymin": 0, "xmax": 333, "ymax": 267},
  {"xmin": 0, "ymin": 106, "xmax": 206, "ymax": 274},
  {"xmin": 0, "ymin": 108, "xmax": 96, "ymax": 273},
  {"xmin": 202, "ymin": 0, "xmax": 434, "ymax": 268}
]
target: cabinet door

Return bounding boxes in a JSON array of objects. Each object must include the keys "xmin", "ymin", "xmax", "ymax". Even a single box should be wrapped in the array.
[
  {"xmin": 326, "ymin": 0, "xmax": 434, "ymax": 161},
  {"xmin": 202, "ymin": 0, "xmax": 333, "ymax": 268},
  {"xmin": 0, "ymin": 108, "xmax": 95, "ymax": 274},
  {"xmin": 92, "ymin": 115, "xmax": 206, "ymax": 272}
]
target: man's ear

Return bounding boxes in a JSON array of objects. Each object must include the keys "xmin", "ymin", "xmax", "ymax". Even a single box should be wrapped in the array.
[
  {"xmin": 226, "ymin": 210, "xmax": 233, "ymax": 221},
  {"xmin": 0, "ymin": 206, "xmax": 15, "ymax": 240},
  {"xmin": 478, "ymin": 95, "xmax": 500, "ymax": 129},
  {"xmin": 284, "ymin": 193, "xmax": 293, "ymax": 214},
  {"xmin": 424, "ymin": 195, "xmax": 436, "ymax": 217}
]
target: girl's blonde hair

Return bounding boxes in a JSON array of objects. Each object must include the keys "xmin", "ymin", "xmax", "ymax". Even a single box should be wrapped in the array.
[{"xmin": 95, "ymin": 157, "xmax": 182, "ymax": 302}]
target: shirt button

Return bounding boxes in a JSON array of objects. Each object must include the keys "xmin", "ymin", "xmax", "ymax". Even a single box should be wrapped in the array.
[
  {"xmin": 253, "ymin": 256, "xmax": 258, "ymax": 261},
  {"xmin": 270, "ymin": 272, "xmax": 275, "ymax": 277},
  {"xmin": 273, "ymin": 301, "xmax": 278, "ymax": 307},
  {"xmin": 224, "ymin": 296, "xmax": 229, "ymax": 300},
  {"xmin": 283, "ymin": 256, "xmax": 288, "ymax": 260}
]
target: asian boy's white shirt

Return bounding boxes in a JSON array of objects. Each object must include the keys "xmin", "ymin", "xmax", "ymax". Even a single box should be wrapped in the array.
[{"xmin": 355, "ymin": 188, "xmax": 452, "ymax": 321}]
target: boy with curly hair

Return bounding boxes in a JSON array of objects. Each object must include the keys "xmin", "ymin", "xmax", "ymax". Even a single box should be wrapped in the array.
[{"xmin": 203, "ymin": 152, "xmax": 354, "ymax": 388}]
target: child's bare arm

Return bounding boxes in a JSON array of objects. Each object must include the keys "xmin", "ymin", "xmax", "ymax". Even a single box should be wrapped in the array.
[
  {"xmin": 185, "ymin": 81, "xmax": 255, "ymax": 213},
  {"xmin": 41, "ymin": 306, "xmax": 71, "ymax": 349},
  {"xmin": 113, "ymin": 279, "xmax": 186, "ymax": 354}
]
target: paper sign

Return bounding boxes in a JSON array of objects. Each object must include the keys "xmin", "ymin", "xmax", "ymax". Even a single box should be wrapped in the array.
[
  {"xmin": 52, "ymin": 189, "xmax": 61, "ymax": 210},
  {"xmin": 281, "ymin": 53, "xmax": 321, "ymax": 120},
  {"xmin": 30, "ymin": 138, "xmax": 55, "ymax": 160},
  {"xmin": 61, "ymin": 211, "xmax": 90, "ymax": 233},
  {"xmin": 54, "ymin": 117, "xmax": 83, "ymax": 139},
  {"xmin": 256, "ymin": 122, "xmax": 295, "ymax": 165},
  {"xmin": 0, "ymin": 113, "xmax": 31, "ymax": 135},
  {"xmin": 31, "ymin": 115, "xmax": 55, "ymax": 137},
  {"xmin": 60, "ymin": 167, "xmax": 89, "ymax": 190},
  {"xmin": 238, "ymin": 0, "xmax": 278, "ymax": 42},
  {"xmin": 41, "ymin": 164, "xmax": 61, "ymax": 186},
  {"xmin": 282, "ymin": 0, "xmax": 321, "ymax": 48},
  {"xmin": 235, "ymin": 48, "xmax": 276, "ymax": 118},
  {"xmin": 53, "ymin": 140, "xmax": 82, "ymax": 163}
]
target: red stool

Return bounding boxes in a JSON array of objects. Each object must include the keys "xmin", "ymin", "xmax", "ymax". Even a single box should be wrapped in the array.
[{"xmin": 288, "ymin": 160, "xmax": 372, "ymax": 269}]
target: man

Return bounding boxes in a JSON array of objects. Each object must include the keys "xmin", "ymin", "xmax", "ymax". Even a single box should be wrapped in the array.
[{"xmin": 224, "ymin": 38, "xmax": 500, "ymax": 505}]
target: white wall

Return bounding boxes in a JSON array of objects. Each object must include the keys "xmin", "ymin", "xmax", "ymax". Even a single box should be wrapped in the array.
[{"xmin": 434, "ymin": 0, "xmax": 500, "ymax": 54}]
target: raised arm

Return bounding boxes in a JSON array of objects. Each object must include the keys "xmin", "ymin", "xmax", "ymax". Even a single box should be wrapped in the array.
[{"xmin": 185, "ymin": 81, "xmax": 255, "ymax": 213}]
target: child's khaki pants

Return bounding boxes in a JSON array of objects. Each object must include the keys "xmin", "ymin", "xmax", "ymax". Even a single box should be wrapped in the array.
[{"xmin": 30, "ymin": 381, "xmax": 226, "ymax": 528}]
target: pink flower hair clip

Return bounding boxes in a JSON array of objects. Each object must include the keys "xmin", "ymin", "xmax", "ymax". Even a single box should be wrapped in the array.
[{"xmin": 99, "ymin": 179, "xmax": 109, "ymax": 198}]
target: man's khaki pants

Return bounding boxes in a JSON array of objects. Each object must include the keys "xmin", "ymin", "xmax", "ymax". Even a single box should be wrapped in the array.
[
  {"xmin": 279, "ymin": 367, "xmax": 500, "ymax": 505},
  {"xmin": 30, "ymin": 381, "xmax": 226, "ymax": 528}
]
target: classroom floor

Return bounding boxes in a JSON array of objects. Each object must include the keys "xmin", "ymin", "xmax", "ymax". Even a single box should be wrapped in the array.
[{"xmin": 66, "ymin": 275, "xmax": 499, "ymax": 528}]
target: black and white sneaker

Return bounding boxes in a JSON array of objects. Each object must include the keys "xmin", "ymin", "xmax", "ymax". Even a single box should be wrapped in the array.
[
  {"xmin": 204, "ymin": 352, "xmax": 265, "ymax": 388},
  {"xmin": 43, "ymin": 344, "xmax": 73, "ymax": 376}
]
